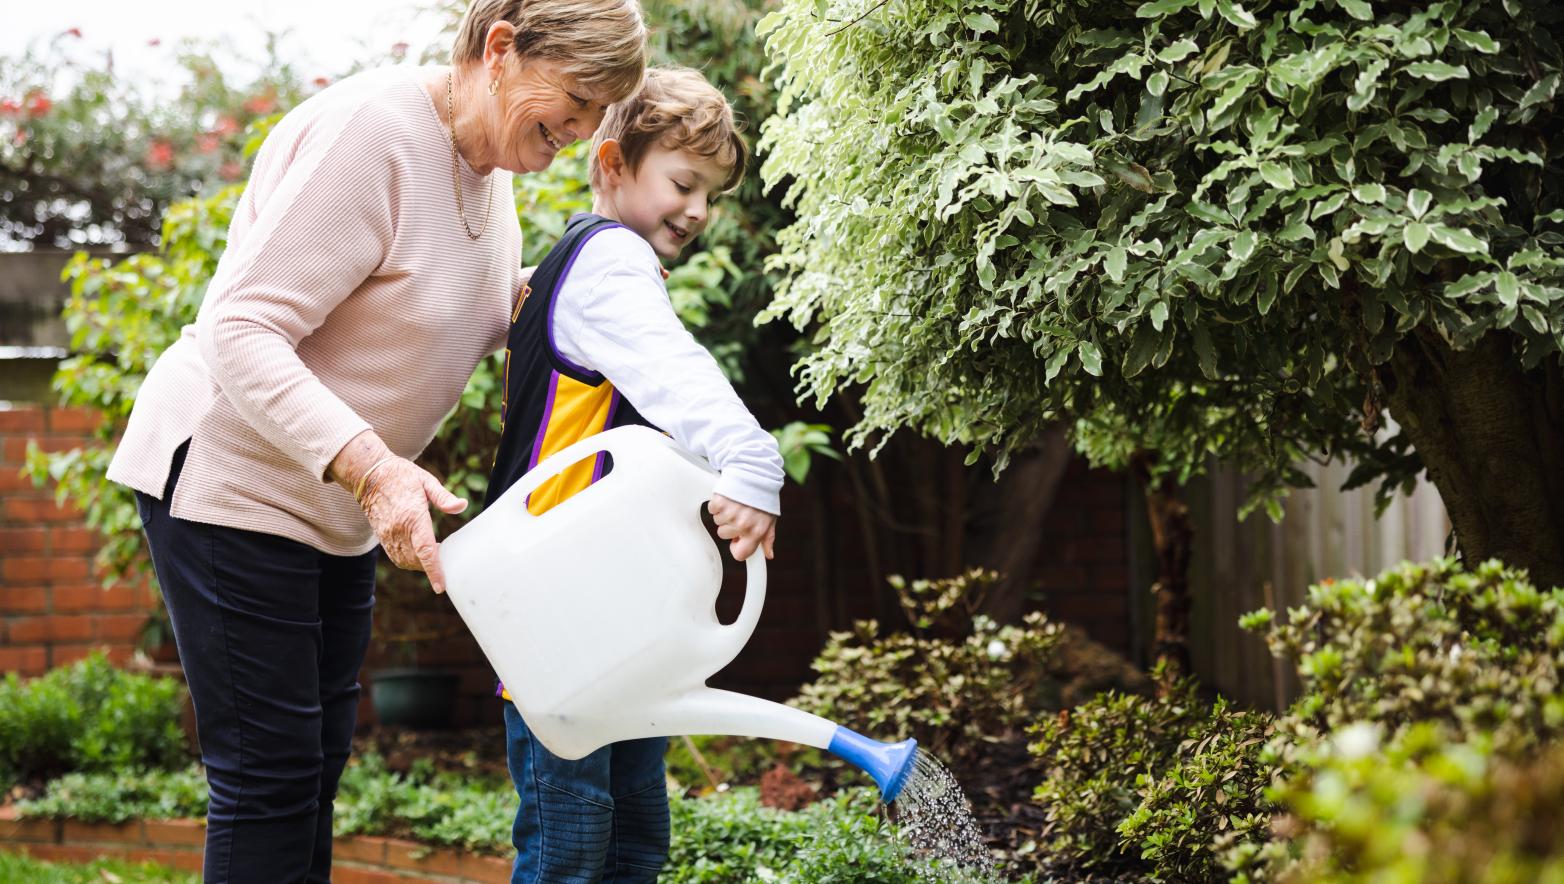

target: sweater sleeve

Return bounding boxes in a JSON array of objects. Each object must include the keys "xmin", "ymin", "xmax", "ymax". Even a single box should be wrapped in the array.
[
  {"xmin": 195, "ymin": 103, "xmax": 398, "ymax": 480},
  {"xmin": 553, "ymin": 229, "xmax": 785, "ymax": 515}
]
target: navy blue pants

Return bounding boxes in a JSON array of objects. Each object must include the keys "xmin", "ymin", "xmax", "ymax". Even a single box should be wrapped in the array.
[
  {"xmin": 136, "ymin": 441, "xmax": 376, "ymax": 883},
  {"xmin": 504, "ymin": 703, "xmax": 669, "ymax": 882}
]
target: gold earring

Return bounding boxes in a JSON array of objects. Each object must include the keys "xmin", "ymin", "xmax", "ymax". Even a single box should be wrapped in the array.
[{"xmin": 488, "ymin": 78, "xmax": 500, "ymax": 96}]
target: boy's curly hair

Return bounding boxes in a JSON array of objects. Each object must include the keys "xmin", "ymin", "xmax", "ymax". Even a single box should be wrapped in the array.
[{"xmin": 588, "ymin": 66, "xmax": 747, "ymax": 192}]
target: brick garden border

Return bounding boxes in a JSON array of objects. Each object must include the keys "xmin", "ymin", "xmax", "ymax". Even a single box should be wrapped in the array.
[{"xmin": 0, "ymin": 807, "xmax": 511, "ymax": 883}]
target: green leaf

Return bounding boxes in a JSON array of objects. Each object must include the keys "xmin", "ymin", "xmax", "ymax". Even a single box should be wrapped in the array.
[
  {"xmin": 1213, "ymin": 0, "xmax": 1259, "ymax": 29},
  {"xmin": 1192, "ymin": 322, "xmax": 1218, "ymax": 378},
  {"xmin": 1157, "ymin": 39, "xmax": 1200, "ymax": 63},
  {"xmin": 1403, "ymin": 62, "xmax": 1469, "ymax": 81},
  {"xmin": 1105, "ymin": 246, "xmax": 1129, "ymax": 283},
  {"xmin": 1496, "ymin": 272, "xmax": 1520, "ymax": 308},
  {"xmin": 1406, "ymin": 188, "xmax": 1432, "ymax": 219},
  {"xmin": 1148, "ymin": 70, "xmax": 1170, "ymax": 97},
  {"xmin": 1136, "ymin": 0, "xmax": 1199, "ymax": 16},
  {"xmin": 1078, "ymin": 341, "xmax": 1103, "ymax": 376},
  {"xmin": 1259, "ymin": 161, "xmax": 1296, "ymax": 190},
  {"xmin": 1337, "ymin": 0, "xmax": 1373, "ymax": 20},
  {"xmin": 1352, "ymin": 183, "xmax": 1386, "ymax": 204},
  {"xmin": 1404, "ymin": 222, "xmax": 1431, "ymax": 253},
  {"xmin": 1427, "ymin": 224, "xmax": 1487, "ymax": 255},
  {"xmin": 964, "ymin": 12, "xmax": 1000, "ymax": 35},
  {"xmin": 1232, "ymin": 231, "xmax": 1258, "ymax": 262},
  {"xmin": 1469, "ymin": 107, "xmax": 1499, "ymax": 141}
]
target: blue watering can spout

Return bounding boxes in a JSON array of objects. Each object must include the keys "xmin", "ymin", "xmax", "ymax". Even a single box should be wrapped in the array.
[{"xmin": 827, "ymin": 727, "xmax": 918, "ymax": 803}]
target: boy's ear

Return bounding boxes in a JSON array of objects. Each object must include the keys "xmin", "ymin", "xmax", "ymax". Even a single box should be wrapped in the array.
[{"xmin": 596, "ymin": 139, "xmax": 626, "ymax": 185}]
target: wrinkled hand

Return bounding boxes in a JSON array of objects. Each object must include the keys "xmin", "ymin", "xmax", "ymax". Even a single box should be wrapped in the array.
[
  {"xmin": 358, "ymin": 457, "xmax": 468, "ymax": 593},
  {"xmin": 707, "ymin": 494, "xmax": 776, "ymax": 562}
]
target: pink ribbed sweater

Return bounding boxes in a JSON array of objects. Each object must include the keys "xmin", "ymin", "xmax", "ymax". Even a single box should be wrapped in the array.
[{"xmin": 107, "ymin": 66, "xmax": 519, "ymax": 555}]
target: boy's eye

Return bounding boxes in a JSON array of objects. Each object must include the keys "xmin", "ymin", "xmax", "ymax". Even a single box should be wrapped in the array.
[{"xmin": 673, "ymin": 181, "xmax": 692, "ymax": 194}]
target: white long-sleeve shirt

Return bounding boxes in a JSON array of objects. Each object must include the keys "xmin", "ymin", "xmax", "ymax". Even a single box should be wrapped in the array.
[{"xmin": 549, "ymin": 226, "xmax": 783, "ymax": 515}]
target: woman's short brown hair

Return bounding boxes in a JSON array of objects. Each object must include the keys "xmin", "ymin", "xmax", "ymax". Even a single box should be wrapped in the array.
[
  {"xmin": 451, "ymin": 0, "xmax": 648, "ymax": 103},
  {"xmin": 589, "ymin": 66, "xmax": 748, "ymax": 193}
]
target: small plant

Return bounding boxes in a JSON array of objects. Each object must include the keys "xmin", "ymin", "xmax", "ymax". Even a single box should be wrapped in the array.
[
  {"xmin": 16, "ymin": 764, "xmax": 209, "ymax": 824},
  {"xmin": 793, "ymin": 569, "xmax": 1062, "ymax": 766},
  {"xmin": 0, "ymin": 653, "xmax": 189, "ymax": 788}
]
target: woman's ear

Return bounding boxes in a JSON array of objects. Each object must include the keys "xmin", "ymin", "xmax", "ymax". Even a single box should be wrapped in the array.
[
  {"xmin": 596, "ymin": 139, "xmax": 626, "ymax": 185},
  {"xmin": 482, "ymin": 20, "xmax": 516, "ymax": 82}
]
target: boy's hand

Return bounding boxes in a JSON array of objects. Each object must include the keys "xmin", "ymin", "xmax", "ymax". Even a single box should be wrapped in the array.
[{"xmin": 708, "ymin": 494, "xmax": 776, "ymax": 562}]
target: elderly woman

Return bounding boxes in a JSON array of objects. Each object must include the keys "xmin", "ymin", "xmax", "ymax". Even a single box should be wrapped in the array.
[{"xmin": 105, "ymin": 2, "xmax": 647, "ymax": 880}]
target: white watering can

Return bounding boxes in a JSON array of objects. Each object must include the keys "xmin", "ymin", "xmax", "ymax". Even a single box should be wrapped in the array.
[{"xmin": 440, "ymin": 426, "xmax": 916, "ymax": 801}]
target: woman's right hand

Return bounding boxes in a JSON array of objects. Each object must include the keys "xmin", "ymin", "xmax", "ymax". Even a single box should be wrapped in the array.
[{"xmin": 330, "ymin": 432, "xmax": 467, "ymax": 593}]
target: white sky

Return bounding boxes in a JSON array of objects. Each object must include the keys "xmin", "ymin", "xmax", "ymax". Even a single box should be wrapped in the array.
[{"xmin": 2, "ymin": 1, "xmax": 450, "ymax": 88}]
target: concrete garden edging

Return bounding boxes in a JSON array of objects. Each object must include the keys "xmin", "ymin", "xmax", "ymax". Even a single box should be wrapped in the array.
[{"xmin": 0, "ymin": 806, "xmax": 511, "ymax": 883}]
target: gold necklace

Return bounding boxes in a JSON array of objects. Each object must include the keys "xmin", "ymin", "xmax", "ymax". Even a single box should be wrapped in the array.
[{"xmin": 445, "ymin": 72, "xmax": 495, "ymax": 241}]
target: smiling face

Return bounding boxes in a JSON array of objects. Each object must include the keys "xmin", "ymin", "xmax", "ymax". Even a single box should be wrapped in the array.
[
  {"xmin": 596, "ymin": 142, "xmax": 732, "ymax": 260},
  {"xmin": 482, "ymin": 57, "xmax": 612, "ymax": 174}
]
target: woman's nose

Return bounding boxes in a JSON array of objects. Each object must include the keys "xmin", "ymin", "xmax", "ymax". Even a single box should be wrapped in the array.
[{"xmin": 568, "ymin": 106, "xmax": 608, "ymax": 142}]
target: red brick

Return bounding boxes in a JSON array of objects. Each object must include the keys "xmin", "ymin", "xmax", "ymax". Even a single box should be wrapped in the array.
[
  {"xmin": 4, "ymin": 496, "xmax": 79, "ymax": 522},
  {"xmin": 96, "ymin": 613, "xmax": 149, "ymax": 642},
  {"xmin": 1, "ymin": 586, "xmax": 51, "ymax": 614},
  {"xmin": 0, "ymin": 811, "xmax": 61, "ymax": 843},
  {"xmin": 10, "ymin": 615, "xmax": 93, "ymax": 643},
  {"xmin": 464, "ymin": 853, "xmax": 513, "ymax": 882},
  {"xmin": 331, "ymin": 867, "xmax": 410, "ymax": 884},
  {"xmin": 144, "ymin": 818, "xmax": 207, "ymax": 847},
  {"xmin": 51, "ymin": 583, "xmax": 152, "ymax": 612},
  {"xmin": 47, "ymin": 407, "xmax": 103, "ymax": 434},
  {"xmin": 13, "ymin": 843, "xmax": 115, "ymax": 864},
  {"xmin": 48, "ymin": 526, "xmax": 100, "ymax": 554},
  {"xmin": 1, "ymin": 557, "xmax": 89, "ymax": 582},
  {"xmin": 0, "ymin": 467, "xmax": 42, "ymax": 493},
  {"xmin": 50, "ymin": 642, "xmax": 134, "ymax": 668},
  {"xmin": 0, "ymin": 645, "xmax": 48, "ymax": 674},
  {"xmin": 0, "ymin": 407, "xmax": 46, "ymax": 432},
  {"xmin": 0, "ymin": 527, "xmax": 48, "ymax": 553},
  {"xmin": 333, "ymin": 834, "xmax": 390, "ymax": 865},
  {"xmin": 385, "ymin": 841, "xmax": 467, "ymax": 876},
  {"xmin": 63, "ymin": 819, "xmax": 143, "ymax": 844}
]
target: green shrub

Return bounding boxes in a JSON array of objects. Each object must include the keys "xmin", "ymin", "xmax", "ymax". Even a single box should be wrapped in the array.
[
  {"xmin": 1243, "ymin": 557, "xmax": 1564, "ymax": 755},
  {"xmin": 1028, "ymin": 676, "xmax": 1271, "ymax": 881},
  {"xmin": 16, "ymin": 765, "xmax": 208, "ymax": 824},
  {"xmin": 0, "ymin": 653, "xmax": 189, "ymax": 787},
  {"xmin": 333, "ymin": 754, "xmax": 513, "ymax": 852},
  {"xmin": 0, "ymin": 851, "xmax": 197, "ymax": 884},
  {"xmin": 793, "ymin": 569, "xmax": 1063, "ymax": 766},
  {"xmin": 666, "ymin": 786, "xmax": 979, "ymax": 883},
  {"xmin": 1231, "ymin": 723, "xmax": 1564, "ymax": 883}
]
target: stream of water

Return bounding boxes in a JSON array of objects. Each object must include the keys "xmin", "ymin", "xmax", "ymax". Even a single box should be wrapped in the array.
[{"xmin": 887, "ymin": 749, "xmax": 997, "ymax": 880}]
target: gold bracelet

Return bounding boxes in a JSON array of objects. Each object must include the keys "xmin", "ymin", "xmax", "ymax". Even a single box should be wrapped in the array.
[{"xmin": 354, "ymin": 455, "xmax": 399, "ymax": 504}]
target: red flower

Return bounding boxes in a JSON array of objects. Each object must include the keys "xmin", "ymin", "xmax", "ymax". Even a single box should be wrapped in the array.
[
  {"xmin": 147, "ymin": 38, "xmax": 161, "ymax": 47},
  {"xmin": 213, "ymin": 116, "xmax": 240, "ymax": 136},
  {"xmin": 391, "ymin": 41, "xmax": 410, "ymax": 58},
  {"xmin": 196, "ymin": 133, "xmax": 220, "ymax": 154},
  {"xmin": 313, "ymin": 76, "xmax": 331, "ymax": 88},
  {"xmin": 219, "ymin": 161, "xmax": 243, "ymax": 181},
  {"xmin": 145, "ymin": 139, "xmax": 175, "ymax": 170},
  {"xmin": 12, "ymin": 130, "xmax": 27, "ymax": 148},
  {"xmin": 243, "ymin": 94, "xmax": 276, "ymax": 115},
  {"xmin": 64, "ymin": 27, "xmax": 82, "ymax": 38},
  {"xmin": 0, "ymin": 98, "xmax": 20, "ymax": 116},
  {"xmin": 25, "ymin": 93, "xmax": 52, "ymax": 117}
]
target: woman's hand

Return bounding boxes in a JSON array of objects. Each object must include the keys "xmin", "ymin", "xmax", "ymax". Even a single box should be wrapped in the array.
[
  {"xmin": 707, "ymin": 494, "xmax": 776, "ymax": 562},
  {"xmin": 330, "ymin": 432, "xmax": 467, "ymax": 593}
]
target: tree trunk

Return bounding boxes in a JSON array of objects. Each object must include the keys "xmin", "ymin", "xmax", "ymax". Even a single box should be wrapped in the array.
[
  {"xmin": 1131, "ymin": 452, "xmax": 1193, "ymax": 688},
  {"xmin": 970, "ymin": 426, "xmax": 1074, "ymax": 623},
  {"xmin": 1383, "ymin": 328, "xmax": 1564, "ymax": 589}
]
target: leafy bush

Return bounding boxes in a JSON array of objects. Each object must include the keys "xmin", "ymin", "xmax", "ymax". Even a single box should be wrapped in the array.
[
  {"xmin": 333, "ymin": 754, "xmax": 513, "ymax": 853},
  {"xmin": 793, "ymin": 569, "xmax": 1062, "ymax": 766},
  {"xmin": 0, "ymin": 653, "xmax": 189, "ymax": 787},
  {"xmin": 1027, "ymin": 676, "xmax": 1272, "ymax": 882},
  {"xmin": 1242, "ymin": 557, "xmax": 1564, "ymax": 755},
  {"xmin": 16, "ymin": 764, "xmax": 208, "ymax": 824},
  {"xmin": 1232, "ymin": 723, "xmax": 1564, "ymax": 883},
  {"xmin": 666, "ymin": 786, "xmax": 975, "ymax": 883}
]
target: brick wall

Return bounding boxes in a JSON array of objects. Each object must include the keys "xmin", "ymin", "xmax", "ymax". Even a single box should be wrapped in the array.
[{"xmin": 1, "ymin": 404, "xmax": 155, "ymax": 677}]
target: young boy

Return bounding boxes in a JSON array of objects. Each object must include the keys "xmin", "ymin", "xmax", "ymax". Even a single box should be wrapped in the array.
[{"xmin": 485, "ymin": 67, "xmax": 783, "ymax": 882}]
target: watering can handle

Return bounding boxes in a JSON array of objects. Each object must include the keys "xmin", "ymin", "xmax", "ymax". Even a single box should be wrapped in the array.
[{"xmin": 703, "ymin": 549, "xmax": 767, "ymax": 674}]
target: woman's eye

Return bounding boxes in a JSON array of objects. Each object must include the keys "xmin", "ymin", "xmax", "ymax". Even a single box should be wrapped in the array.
[{"xmin": 568, "ymin": 93, "xmax": 588, "ymax": 107}]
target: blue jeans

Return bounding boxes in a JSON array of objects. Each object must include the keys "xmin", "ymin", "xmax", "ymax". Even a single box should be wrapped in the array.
[
  {"xmin": 504, "ymin": 703, "xmax": 670, "ymax": 882},
  {"xmin": 136, "ymin": 440, "xmax": 376, "ymax": 883}
]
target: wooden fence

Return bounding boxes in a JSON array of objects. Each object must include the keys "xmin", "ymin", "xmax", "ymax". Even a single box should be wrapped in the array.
[{"xmin": 1131, "ymin": 451, "xmax": 1452, "ymax": 711}]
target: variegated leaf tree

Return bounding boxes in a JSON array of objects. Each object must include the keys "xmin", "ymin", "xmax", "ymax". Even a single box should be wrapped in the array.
[{"xmin": 761, "ymin": 0, "xmax": 1564, "ymax": 673}]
